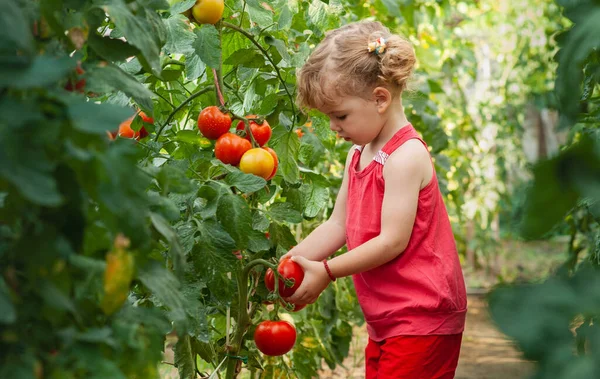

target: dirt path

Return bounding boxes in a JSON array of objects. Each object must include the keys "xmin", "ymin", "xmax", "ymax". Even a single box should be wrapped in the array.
[{"xmin": 321, "ymin": 294, "xmax": 533, "ymax": 379}]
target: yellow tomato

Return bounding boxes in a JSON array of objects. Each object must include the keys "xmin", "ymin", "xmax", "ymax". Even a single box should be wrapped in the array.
[
  {"xmin": 239, "ymin": 148, "xmax": 275, "ymax": 179},
  {"xmin": 192, "ymin": 0, "xmax": 224, "ymax": 25}
]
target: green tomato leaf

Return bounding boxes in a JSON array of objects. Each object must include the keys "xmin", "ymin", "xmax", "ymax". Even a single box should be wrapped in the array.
[
  {"xmin": 272, "ymin": 129, "xmax": 300, "ymax": 184},
  {"xmin": 164, "ymin": 15, "xmax": 196, "ymax": 54},
  {"xmin": 102, "ymin": 0, "xmax": 162, "ymax": 75},
  {"xmin": 217, "ymin": 194, "xmax": 253, "ymax": 249},
  {"xmin": 91, "ymin": 63, "xmax": 155, "ymax": 112},
  {"xmin": 0, "ymin": 56, "xmax": 74, "ymax": 89},
  {"xmin": 88, "ymin": 33, "xmax": 140, "ymax": 62},
  {"xmin": 268, "ymin": 202, "xmax": 303, "ymax": 223},
  {"xmin": 225, "ymin": 171, "xmax": 267, "ymax": 194},
  {"xmin": 193, "ymin": 26, "xmax": 221, "ymax": 69},
  {"xmin": 67, "ymin": 100, "xmax": 134, "ymax": 134}
]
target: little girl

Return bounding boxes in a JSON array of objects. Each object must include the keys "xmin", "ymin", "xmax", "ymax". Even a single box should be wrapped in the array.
[{"xmin": 283, "ymin": 21, "xmax": 467, "ymax": 378}]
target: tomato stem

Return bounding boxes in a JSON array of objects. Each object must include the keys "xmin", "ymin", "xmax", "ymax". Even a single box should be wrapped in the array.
[
  {"xmin": 224, "ymin": 258, "xmax": 277, "ymax": 379},
  {"xmin": 222, "ymin": 22, "xmax": 296, "ymax": 129},
  {"xmin": 154, "ymin": 86, "xmax": 214, "ymax": 141}
]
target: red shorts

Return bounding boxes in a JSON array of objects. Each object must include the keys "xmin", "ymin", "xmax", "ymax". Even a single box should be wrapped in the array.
[{"xmin": 365, "ymin": 333, "xmax": 462, "ymax": 379}]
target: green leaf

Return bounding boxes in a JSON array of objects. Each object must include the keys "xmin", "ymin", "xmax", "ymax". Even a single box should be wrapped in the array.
[
  {"xmin": 173, "ymin": 130, "xmax": 212, "ymax": 147},
  {"xmin": 0, "ymin": 278, "xmax": 16, "ymax": 324},
  {"xmin": 301, "ymin": 174, "xmax": 330, "ymax": 218},
  {"xmin": 278, "ymin": 5, "xmax": 293, "ymax": 30},
  {"xmin": 39, "ymin": 281, "xmax": 79, "ymax": 316},
  {"xmin": 555, "ymin": 9, "xmax": 600, "ymax": 124},
  {"xmin": 0, "ymin": 101, "xmax": 62, "ymax": 206},
  {"xmin": 217, "ymin": 194, "xmax": 253, "ymax": 249},
  {"xmin": 195, "ymin": 219, "xmax": 237, "ymax": 259},
  {"xmin": 151, "ymin": 213, "xmax": 186, "ymax": 278},
  {"xmin": 138, "ymin": 263, "xmax": 188, "ymax": 332},
  {"xmin": 1, "ymin": 0, "xmax": 33, "ymax": 57},
  {"xmin": 224, "ymin": 49, "xmax": 265, "ymax": 68},
  {"xmin": 272, "ymin": 130, "xmax": 300, "ymax": 184},
  {"xmin": 88, "ymin": 33, "xmax": 140, "ymax": 62},
  {"xmin": 264, "ymin": 36, "xmax": 290, "ymax": 64},
  {"xmin": 67, "ymin": 100, "xmax": 134, "ymax": 134},
  {"xmin": 174, "ymin": 334, "xmax": 196, "ymax": 379},
  {"xmin": 171, "ymin": 0, "xmax": 196, "ymax": 14},
  {"xmin": 102, "ymin": 0, "xmax": 162, "ymax": 75},
  {"xmin": 310, "ymin": 115, "xmax": 336, "ymax": 151},
  {"xmin": 380, "ymin": 0, "xmax": 402, "ymax": 17},
  {"xmin": 308, "ymin": 0, "xmax": 328, "ymax": 29},
  {"xmin": 0, "ymin": 56, "xmax": 74, "ymax": 89},
  {"xmin": 268, "ymin": 202, "xmax": 303, "ymax": 223},
  {"xmin": 156, "ymin": 163, "xmax": 193, "ymax": 194},
  {"xmin": 225, "ymin": 171, "xmax": 267, "ymax": 194},
  {"xmin": 164, "ymin": 15, "xmax": 196, "ymax": 54},
  {"xmin": 247, "ymin": 229, "xmax": 271, "ymax": 252},
  {"xmin": 520, "ymin": 136, "xmax": 598, "ymax": 239},
  {"xmin": 91, "ymin": 64, "xmax": 155, "ymax": 112},
  {"xmin": 192, "ymin": 26, "xmax": 221, "ymax": 69},
  {"xmin": 246, "ymin": 0, "xmax": 274, "ymax": 25},
  {"xmin": 269, "ymin": 222, "xmax": 297, "ymax": 250}
]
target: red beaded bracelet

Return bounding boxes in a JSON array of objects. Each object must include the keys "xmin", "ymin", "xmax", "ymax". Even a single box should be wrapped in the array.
[{"xmin": 322, "ymin": 259, "xmax": 336, "ymax": 282}]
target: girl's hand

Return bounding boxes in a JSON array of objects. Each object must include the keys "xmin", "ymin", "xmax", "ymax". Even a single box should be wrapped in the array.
[{"xmin": 284, "ymin": 256, "xmax": 331, "ymax": 305}]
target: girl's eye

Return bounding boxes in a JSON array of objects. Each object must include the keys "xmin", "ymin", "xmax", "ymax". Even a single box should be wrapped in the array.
[{"xmin": 336, "ymin": 115, "xmax": 347, "ymax": 121}]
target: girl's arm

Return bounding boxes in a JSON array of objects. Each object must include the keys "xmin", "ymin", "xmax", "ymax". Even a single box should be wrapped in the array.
[
  {"xmin": 287, "ymin": 139, "xmax": 431, "ymax": 305},
  {"xmin": 281, "ymin": 147, "xmax": 354, "ymax": 262}
]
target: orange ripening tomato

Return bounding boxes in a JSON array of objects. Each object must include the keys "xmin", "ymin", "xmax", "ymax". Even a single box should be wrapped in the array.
[
  {"xmin": 138, "ymin": 111, "xmax": 154, "ymax": 124},
  {"xmin": 118, "ymin": 118, "xmax": 148, "ymax": 140},
  {"xmin": 192, "ymin": 0, "xmax": 224, "ymax": 25},
  {"xmin": 239, "ymin": 148, "xmax": 274, "ymax": 179},
  {"xmin": 295, "ymin": 128, "xmax": 303, "ymax": 138},
  {"xmin": 215, "ymin": 132, "xmax": 252, "ymax": 166},
  {"xmin": 263, "ymin": 147, "xmax": 278, "ymax": 180}
]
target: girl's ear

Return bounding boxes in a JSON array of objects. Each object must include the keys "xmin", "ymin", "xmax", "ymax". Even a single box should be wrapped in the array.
[{"xmin": 372, "ymin": 87, "xmax": 392, "ymax": 114}]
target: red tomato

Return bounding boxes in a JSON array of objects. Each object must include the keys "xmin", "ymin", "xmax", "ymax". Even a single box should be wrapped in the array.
[
  {"xmin": 264, "ymin": 258, "xmax": 304, "ymax": 297},
  {"xmin": 198, "ymin": 106, "xmax": 232, "ymax": 140},
  {"xmin": 65, "ymin": 64, "xmax": 86, "ymax": 93},
  {"xmin": 254, "ymin": 320, "xmax": 296, "ymax": 356},
  {"xmin": 236, "ymin": 115, "xmax": 272, "ymax": 146},
  {"xmin": 215, "ymin": 132, "xmax": 252, "ymax": 166},
  {"xmin": 262, "ymin": 147, "xmax": 278, "ymax": 180},
  {"xmin": 239, "ymin": 148, "xmax": 274, "ymax": 179}
]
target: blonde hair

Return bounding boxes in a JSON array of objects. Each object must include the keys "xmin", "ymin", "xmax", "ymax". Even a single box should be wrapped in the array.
[{"xmin": 297, "ymin": 21, "xmax": 416, "ymax": 110}]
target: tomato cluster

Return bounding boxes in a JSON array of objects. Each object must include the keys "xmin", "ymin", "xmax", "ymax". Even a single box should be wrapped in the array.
[
  {"xmin": 254, "ymin": 258, "xmax": 306, "ymax": 356},
  {"xmin": 197, "ymin": 106, "xmax": 279, "ymax": 180}
]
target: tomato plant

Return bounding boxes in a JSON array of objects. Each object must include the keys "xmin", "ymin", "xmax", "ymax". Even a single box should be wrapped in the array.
[
  {"xmin": 214, "ymin": 132, "xmax": 252, "ymax": 166},
  {"xmin": 197, "ymin": 105, "xmax": 232, "ymax": 140},
  {"xmin": 254, "ymin": 320, "xmax": 297, "ymax": 356},
  {"xmin": 236, "ymin": 116, "xmax": 272, "ymax": 147}
]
